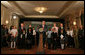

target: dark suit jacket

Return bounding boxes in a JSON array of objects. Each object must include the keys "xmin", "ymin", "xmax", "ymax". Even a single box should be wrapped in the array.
[
  {"xmin": 51, "ymin": 32, "xmax": 57, "ymax": 41},
  {"xmin": 27, "ymin": 27, "xmax": 33, "ymax": 36},
  {"xmin": 39, "ymin": 25, "xmax": 47, "ymax": 39},
  {"xmin": 39, "ymin": 25, "xmax": 47, "ymax": 32},
  {"xmin": 58, "ymin": 27, "xmax": 66, "ymax": 37},
  {"xmin": 18, "ymin": 27, "xmax": 26, "ymax": 39}
]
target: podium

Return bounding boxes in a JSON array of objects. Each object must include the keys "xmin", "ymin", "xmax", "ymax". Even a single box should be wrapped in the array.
[{"xmin": 36, "ymin": 28, "xmax": 45, "ymax": 54}]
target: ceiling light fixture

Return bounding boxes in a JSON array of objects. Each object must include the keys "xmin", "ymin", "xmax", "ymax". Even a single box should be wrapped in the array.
[
  {"xmin": 35, "ymin": 7, "xmax": 47, "ymax": 14},
  {"xmin": 39, "ymin": 10, "xmax": 43, "ymax": 13}
]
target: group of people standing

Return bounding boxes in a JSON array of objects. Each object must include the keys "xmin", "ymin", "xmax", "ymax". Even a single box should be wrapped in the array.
[
  {"xmin": 1, "ymin": 25, "xmax": 8, "ymax": 47},
  {"xmin": 17, "ymin": 23, "xmax": 38, "ymax": 49},
  {"xmin": 66, "ymin": 25, "xmax": 84, "ymax": 49},
  {"xmin": 1, "ymin": 25, "xmax": 18, "ymax": 49},
  {"xmin": 46, "ymin": 23, "xmax": 66, "ymax": 50},
  {"xmin": 1, "ymin": 21, "xmax": 84, "ymax": 50}
]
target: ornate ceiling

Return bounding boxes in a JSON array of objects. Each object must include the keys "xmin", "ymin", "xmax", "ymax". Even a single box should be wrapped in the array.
[{"xmin": 1, "ymin": 1, "xmax": 84, "ymax": 18}]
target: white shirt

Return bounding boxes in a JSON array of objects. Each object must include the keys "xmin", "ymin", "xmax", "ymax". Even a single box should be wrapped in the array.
[
  {"xmin": 69, "ymin": 30, "xmax": 73, "ymax": 37},
  {"xmin": 47, "ymin": 31, "xmax": 52, "ymax": 38},
  {"xmin": 52, "ymin": 27, "xmax": 58, "ymax": 33},
  {"xmin": 60, "ymin": 34, "xmax": 64, "ymax": 39},
  {"xmin": 67, "ymin": 30, "xmax": 70, "ymax": 35},
  {"xmin": 10, "ymin": 29, "xmax": 18, "ymax": 37},
  {"xmin": 33, "ymin": 30, "xmax": 36, "ymax": 35}
]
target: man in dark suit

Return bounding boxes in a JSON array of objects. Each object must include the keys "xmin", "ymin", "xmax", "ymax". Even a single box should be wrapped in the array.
[
  {"xmin": 58, "ymin": 23, "xmax": 66, "ymax": 49},
  {"xmin": 39, "ymin": 21, "xmax": 47, "ymax": 48},
  {"xmin": 36, "ymin": 26, "xmax": 40, "ymax": 46},
  {"xmin": 2, "ymin": 25, "xmax": 8, "ymax": 47},
  {"xmin": 78, "ymin": 25, "xmax": 84, "ymax": 49},
  {"xmin": 18, "ymin": 23, "xmax": 26, "ymax": 49},
  {"xmin": 1, "ymin": 25, "xmax": 4, "ymax": 48}
]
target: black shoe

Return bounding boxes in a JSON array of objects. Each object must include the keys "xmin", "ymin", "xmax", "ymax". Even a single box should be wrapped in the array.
[{"xmin": 48, "ymin": 48, "xmax": 51, "ymax": 49}]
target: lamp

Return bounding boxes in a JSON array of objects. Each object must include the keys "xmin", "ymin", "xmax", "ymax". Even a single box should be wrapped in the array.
[
  {"xmin": 12, "ymin": 13, "xmax": 17, "ymax": 19},
  {"xmin": 73, "ymin": 21, "xmax": 76, "ymax": 25},
  {"xmin": 6, "ymin": 20, "xmax": 9, "ymax": 24},
  {"xmin": 13, "ymin": 15, "xmax": 17, "ymax": 19}
]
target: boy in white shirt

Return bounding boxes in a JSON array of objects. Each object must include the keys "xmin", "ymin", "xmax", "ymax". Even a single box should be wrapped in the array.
[{"xmin": 47, "ymin": 28, "xmax": 52, "ymax": 49}]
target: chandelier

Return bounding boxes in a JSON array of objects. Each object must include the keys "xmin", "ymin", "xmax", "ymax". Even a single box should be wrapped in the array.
[{"xmin": 34, "ymin": 7, "xmax": 47, "ymax": 13}]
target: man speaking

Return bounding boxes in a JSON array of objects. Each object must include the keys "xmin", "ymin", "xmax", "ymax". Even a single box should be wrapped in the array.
[{"xmin": 39, "ymin": 21, "xmax": 47, "ymax": 48}]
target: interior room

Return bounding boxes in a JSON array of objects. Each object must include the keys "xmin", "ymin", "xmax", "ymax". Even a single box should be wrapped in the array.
[{"xmin": 1, "ymin": 1, "xmax": 84, "ymax": 54}]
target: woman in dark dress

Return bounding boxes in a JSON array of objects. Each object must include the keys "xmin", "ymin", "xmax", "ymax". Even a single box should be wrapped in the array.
[
  {"xmin": 26, "ymin": 25, "xmax": 33, "ymax": 49},
  {"xmin": 51, "ymin": 28, "xmax": 57, "ymax": 50}
]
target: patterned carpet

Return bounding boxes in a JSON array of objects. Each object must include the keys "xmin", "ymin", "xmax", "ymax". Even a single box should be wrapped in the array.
[{"xmin": 1, "ymin": 46, "xmax": 84, "ymax": 54}]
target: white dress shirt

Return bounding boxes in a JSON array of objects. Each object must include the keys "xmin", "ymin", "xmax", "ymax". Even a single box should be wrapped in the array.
[
  {"xmin": 33, "ymin": 30, "xmax": 36, "ymax": 35},
  {"xmin": 52, "ymin": 27, "xmax": 58, "ymax": 33},
  {"xmin": 70, "ymin": 30, "xmax": 73, "ymax": 37},
  {"xmin": 10, "ymin": 29, "xmax": 18, "ymax": 37},
  {"xmin": 67, "ymin": 30, "xmax": 70, "ymax": 35}
]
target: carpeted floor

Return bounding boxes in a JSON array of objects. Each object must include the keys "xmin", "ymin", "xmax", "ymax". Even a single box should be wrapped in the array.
[{"xmin": 1, "ymin": 46, "xmax": 84, "ymax": 54}]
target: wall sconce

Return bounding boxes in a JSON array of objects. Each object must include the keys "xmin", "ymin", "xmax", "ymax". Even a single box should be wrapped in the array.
[
  {"xmin": 6, "ymin": 20, "xmax": 9, "ymax": 24},
  {"xmin": 12, "ymin": 13, "xmax": 17, "ymax": 19},
  {"xmin": 73, "ymin": 21, "xmax": 76, "ymax": 25},
  {"xmin": 13, "ymin": 15, "xmax": 17, "ymax": 19}
]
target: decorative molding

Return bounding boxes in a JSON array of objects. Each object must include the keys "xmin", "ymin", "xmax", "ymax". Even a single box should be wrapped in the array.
[{"xmin": 25, "ymin": 15, "xmax": 59, "ymax": 18}]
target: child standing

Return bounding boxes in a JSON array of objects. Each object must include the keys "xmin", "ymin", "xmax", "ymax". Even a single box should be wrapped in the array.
[
  {"xmin": 47, "ymin": 28, "xmax": 52, "ymax": 49},
  {"xmin": 10, "ymin": 26, "xmax": 18, "ymax": 49}
]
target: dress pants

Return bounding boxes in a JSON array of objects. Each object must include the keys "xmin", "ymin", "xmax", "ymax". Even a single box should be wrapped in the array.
[
  {"xmin": 47, "ymin": 38, "xmax": 51, "ymax": 49},
  {"xmin": 32, "ymin": 35, "xmax": 35, "ymax": 46},
  {"xmin": 56, "ymin": 37, "xmax": 60, "ymax": 48},
  {"xmin": 43, "ymin": 38, "xmax": 46, "ymax": 48},
  {"xmin": 68, "ymin": 35, "xmax": 72, "ymax": 47},
  {"xmin": 43, "ymin": 32, "xmax": 46, "ymax": 48},
  {"xmin": 36, "ymin": 32, "xmax": 39, "ymax": 46},
  {"xmin": 52, "ymin": 40, "xmax": 57, "ymax": 49},
  {"xmin": 3, "ymin": 36, "xmax": 8, "ymax": 47},
  {"xmin": 18, "ymin": 35, "xmax": 25, "ymax": 49},
  {"xmin": 61, "ymin": 44, "xmax": 64, "ymax": 49},
  {"xmin": 25, "ymin": 39, "xmax": 32, "ymax": 49},
  {"xmin": 74, "ymin": 36, "xmax": 79, "ymax": 48}
]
